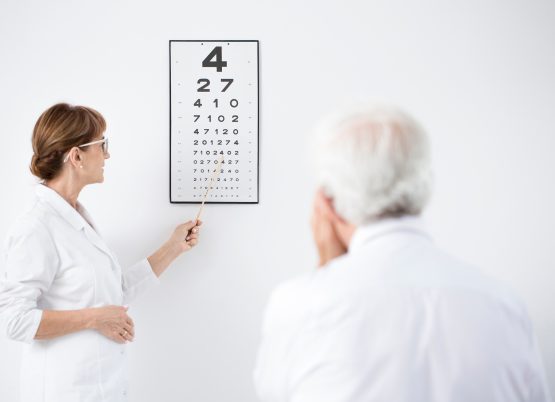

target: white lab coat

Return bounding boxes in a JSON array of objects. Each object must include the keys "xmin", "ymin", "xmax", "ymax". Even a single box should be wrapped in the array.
[
  {"xmin": 254, "ymin": 217, "xmax": 551, "ymax": 402},
  {"xmin": 0, "ymin": 184, "xmax": 160, "ymax": 402}
]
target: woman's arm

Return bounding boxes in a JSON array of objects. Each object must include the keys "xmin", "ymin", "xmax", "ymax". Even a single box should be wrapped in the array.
[
  {"xmin": 1, "ymin": 221, "xmax": 59, "ymax": 343},
  {"xmin": 119, "ymin": 220, "xmax": 201, "ymax": 305},
  {"xmin": 34, "ymin": 309, "xmax": 93, "ymax": 339},
  {"xmin": 35, "ymin": 306, "xmax": 135, "ymax": 343},
  {"xmin": 147, "ymin": 220, "xmax": 201, "ymax": 277}
]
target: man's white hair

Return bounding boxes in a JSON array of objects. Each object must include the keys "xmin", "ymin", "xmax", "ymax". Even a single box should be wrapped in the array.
[{"xmin": 310, "ymin": 104, "xmax": 432, "ymax": 225}]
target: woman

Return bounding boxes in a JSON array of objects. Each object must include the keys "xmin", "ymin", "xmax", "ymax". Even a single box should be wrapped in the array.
[{"xmin": 0, "ymin": 103, "xmax": 201, "ymax": 402}]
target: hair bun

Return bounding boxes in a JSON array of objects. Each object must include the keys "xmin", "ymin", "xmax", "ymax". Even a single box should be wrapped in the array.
[{"xmin": 30, "ymin": 151, "xmax": 63, "ymax": 181}]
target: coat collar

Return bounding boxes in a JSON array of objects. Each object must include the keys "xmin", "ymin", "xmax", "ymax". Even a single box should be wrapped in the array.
[
  {"xmin": 35, "ymin": 184, "xmax": 115, "ymax": 260},
  {"xmin": 348, "ymin": 215, "xmax": 431, "ymax": 253},
  {"xmin": 35, "ymin": 184, "xmax": 91, "ymax": 231}
]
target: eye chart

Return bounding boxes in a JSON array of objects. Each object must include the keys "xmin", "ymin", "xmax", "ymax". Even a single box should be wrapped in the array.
[{"xmin": 170, "ymin": 40, "xmax": 259, "ymax": 203}]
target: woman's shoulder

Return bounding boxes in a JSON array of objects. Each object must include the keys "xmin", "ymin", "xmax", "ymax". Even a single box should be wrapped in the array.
[{"xmin": 5, "ymin": 198, "xmax": 57, "ymax": 241}]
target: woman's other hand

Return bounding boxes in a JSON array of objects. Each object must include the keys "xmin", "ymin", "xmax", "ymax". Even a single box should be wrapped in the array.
[{"xmin": 89, "ymin": 305, "xmax": 135, "ymax": 344}]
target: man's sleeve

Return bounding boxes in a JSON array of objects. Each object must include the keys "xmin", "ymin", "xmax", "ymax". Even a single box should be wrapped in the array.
[{"xmin": 254, "ymin": 276, "xmax": 333, "ymax": 402}]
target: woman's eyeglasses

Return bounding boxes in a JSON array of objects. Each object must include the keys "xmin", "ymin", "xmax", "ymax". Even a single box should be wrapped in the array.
[{"xmin": 63, "ymin": 137, "xmax": 109, "ymax": 163}]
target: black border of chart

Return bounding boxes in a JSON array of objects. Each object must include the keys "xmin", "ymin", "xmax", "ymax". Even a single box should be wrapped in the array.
[{"xmin": 169, "ymin": 40, "xmax": 260, "ymax": 204}]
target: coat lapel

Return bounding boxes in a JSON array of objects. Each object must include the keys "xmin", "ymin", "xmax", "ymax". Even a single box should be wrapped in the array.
[
  {"xmin": 75, "ymin": 202, "xmax": 117, "ymax": 261},
  {"xmin": 81, "ymin": 224, "xmax": 116, "ymax": 261}
]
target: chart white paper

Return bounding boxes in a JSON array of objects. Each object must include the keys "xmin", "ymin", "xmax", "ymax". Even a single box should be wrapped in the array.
[{"xmin": 170, "ymin": 40, "xmax": 259, "ymax": 203}]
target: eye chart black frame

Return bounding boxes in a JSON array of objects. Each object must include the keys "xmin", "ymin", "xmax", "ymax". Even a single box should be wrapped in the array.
[{"xmin": 169, "ymin": 40, "xmax": 260, "ymax": 204}]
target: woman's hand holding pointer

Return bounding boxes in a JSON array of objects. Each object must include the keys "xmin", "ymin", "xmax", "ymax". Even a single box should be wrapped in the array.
[{"xmin": 147, "ymin": 219, "xmax": 202, "ymax": 277}]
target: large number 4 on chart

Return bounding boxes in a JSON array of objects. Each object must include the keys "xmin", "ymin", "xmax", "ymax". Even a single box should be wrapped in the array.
[{"xmin": 202, "ymin": 46, "xmax": 227, "ymax": 72}]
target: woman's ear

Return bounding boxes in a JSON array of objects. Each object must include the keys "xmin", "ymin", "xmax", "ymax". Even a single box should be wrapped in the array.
[{"xmin": 65, "ymin": 148, "xmax": 81, "ymax": 166}]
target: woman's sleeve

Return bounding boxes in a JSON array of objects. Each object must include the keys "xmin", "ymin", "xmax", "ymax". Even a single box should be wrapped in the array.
[
  {"xmin": 0, "ymin": 220, "xmax": 59, "ymax": 343},
  {"xmin": 121, "ymin": 258, "xmax": 160, "ymax": 305}
]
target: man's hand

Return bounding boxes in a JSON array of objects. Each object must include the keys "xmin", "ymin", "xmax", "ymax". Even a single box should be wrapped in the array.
[{"xmin": 310, "ymin": 191, "xmax": 347, "ymax": 267}]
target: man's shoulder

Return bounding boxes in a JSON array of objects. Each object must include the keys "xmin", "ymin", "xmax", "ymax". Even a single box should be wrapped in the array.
[
  {"xmin": 269, "ymin": 246, "xmax": 529, "ymax": 327},
  {"xmin": 348, "ymin": 238, "xmax": 527, "ymax": 310},
  {"xmin": 411, "ymin": 247, "xmax": 529, "ymax": 318},
  {"xmin": 270, "ymin": 253, "xmax": 352, "ymax": 299}
]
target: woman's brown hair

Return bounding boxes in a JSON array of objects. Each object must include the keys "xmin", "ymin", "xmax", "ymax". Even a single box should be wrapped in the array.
[{"xmin": 30, "ymin": 103, "xmax": 106, "ymax": 181}]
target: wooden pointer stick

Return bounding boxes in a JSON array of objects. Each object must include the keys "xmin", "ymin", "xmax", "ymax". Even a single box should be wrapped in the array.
[{"xmin": 195, "ymin": 154, "xmax": 224, "ymax": 222}]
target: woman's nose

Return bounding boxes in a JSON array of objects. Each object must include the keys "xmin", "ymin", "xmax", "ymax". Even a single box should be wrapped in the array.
[{"xmin": 105, "ymin": 151, "xmax": 110, "ymax": 160}]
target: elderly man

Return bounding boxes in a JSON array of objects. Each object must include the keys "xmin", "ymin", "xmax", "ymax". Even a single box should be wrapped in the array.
[{"xmin": 254, "ymin": 105, "xmax": 550, "ymax": 402}]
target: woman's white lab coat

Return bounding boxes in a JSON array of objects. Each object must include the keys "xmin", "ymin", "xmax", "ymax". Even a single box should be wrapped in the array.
[{"xmin": 0, "ymin": 184, "xmax": 159, "ymax": 402}]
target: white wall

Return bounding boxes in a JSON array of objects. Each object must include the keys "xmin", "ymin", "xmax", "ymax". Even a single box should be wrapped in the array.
[{"xmin": 1, "ymin": 0, "xmax": 554, "ymax": 400}]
